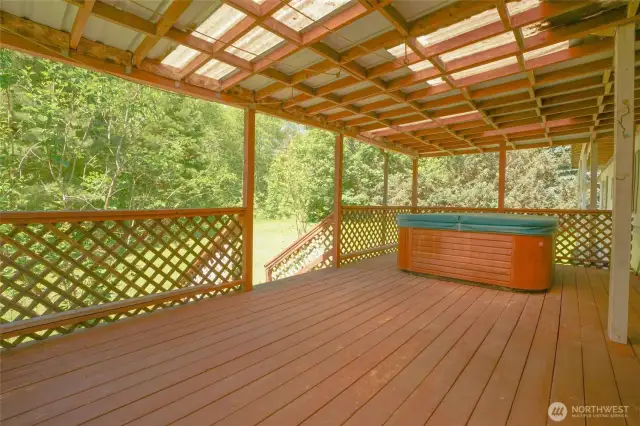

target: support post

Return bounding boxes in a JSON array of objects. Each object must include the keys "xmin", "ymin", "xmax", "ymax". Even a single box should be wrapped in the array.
[
  {"xmin": 333, "ymin": 133, "xmax": 344, "ymax": 268},
  {"xmin": 242, "ymin": 108, "xmax": 255, "ymax": 291},
  {"xmin": 590, "ymin": 140, "xmax": 599, "ymax": 209},
  {"xmin": 382, "ymin": 151, "xmax": 389, "ymax": 206},
  {"xmin": 498, "ymin": 141, "xmax": 506, "ymax": 211},
  {"xmin": 578, "ymin": 143, "xmax": 587, "ymax": 209},
  {"xmin": 411, "ymin": 158, "xmax": 418, "ymax": 212},
  {"xmin": 382, "ymin": 151, "xmax": 389, "ymax": 246},
  {"xmin": 609, "ymin": 23, "xmax": 635, "ymax": 344}
]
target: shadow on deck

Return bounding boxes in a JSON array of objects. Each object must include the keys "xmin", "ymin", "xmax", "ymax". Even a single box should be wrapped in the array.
[{"xmin": 1, "ymin": 254, "xmax": 640, "ymax": 426}]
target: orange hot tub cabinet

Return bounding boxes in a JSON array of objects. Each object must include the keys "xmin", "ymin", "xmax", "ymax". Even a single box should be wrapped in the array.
[{"xmin": 397, "ymin": 214, "xmax": 557, "ymax": 291}]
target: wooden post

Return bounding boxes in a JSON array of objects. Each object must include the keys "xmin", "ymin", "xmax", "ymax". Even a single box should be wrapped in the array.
[
  {"xmin": 590, "ymin": 140, "xmax": 599, "ymax": 209},
  {"xmin": 333, "ymin": 133, "xmax": 344, "ymax": 268},
  {"xmin": 498, "ymin": 141, "xmax": 506, "ymax": 211},
  {"xmin": 609, "ymin": 23, "xmax": 634, "ymax": 344},
  {"xmin": 382, "ymin": 151, "xmax": 389, "ymax": 206},
  {"xmin": 381, "ymin": 151, "xmax": 389, "ymax": 246},
  {"xmin": 411, "ymin": 158, "xmax": 418, "ymax": 212},
  {"xmin": 577, "ymin": 143, "xmax": 586, "ymax": 208},
  {"xmin": 242, "ymin": 108, "xmax": 255, "ymax": 291}
]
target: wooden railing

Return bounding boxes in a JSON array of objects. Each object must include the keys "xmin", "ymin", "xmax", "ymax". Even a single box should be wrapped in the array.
[
  {"xmin": 265, "ymin": 206, "xmax": 613, "ymax": 282},
  {"xmin": 340, "ymin": 206, "xmax": 412, "ymax": 265},
  {"xmin": 416, "ymin": 207, "xmax": 613, "ymax": 268},
  {"xmin": 0, "ymin": 208, "xmax": 245, "ymax": 348},
  {"xmin": 264, "ymin": 214, "xmax": 334, "ymax": 282}
]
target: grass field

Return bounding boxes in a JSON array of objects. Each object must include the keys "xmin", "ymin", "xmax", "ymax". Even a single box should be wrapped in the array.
[{"xmin": 252, "ymin": 218, "xmax": 309, "ymax": 285}]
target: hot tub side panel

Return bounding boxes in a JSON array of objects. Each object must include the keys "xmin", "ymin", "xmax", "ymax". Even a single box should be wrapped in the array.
[{"xmin": 397, "ymin": 227, "xmax": 553, "ymax": 290}]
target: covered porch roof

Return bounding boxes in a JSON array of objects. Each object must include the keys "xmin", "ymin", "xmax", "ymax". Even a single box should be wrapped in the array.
[{"xmin": 1, "ymin": 0, "xmax": 639, "ymax": 157}]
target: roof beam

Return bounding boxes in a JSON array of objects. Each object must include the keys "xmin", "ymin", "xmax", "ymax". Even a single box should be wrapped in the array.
[{"xmin": 69, "ymin": 0, "xmax": 95, "ymax": 49}]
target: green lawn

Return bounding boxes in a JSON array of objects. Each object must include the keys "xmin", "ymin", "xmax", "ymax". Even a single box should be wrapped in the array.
[{"xmin": 252, "ymin": 218, "xmax": 309, "ymax": 285}]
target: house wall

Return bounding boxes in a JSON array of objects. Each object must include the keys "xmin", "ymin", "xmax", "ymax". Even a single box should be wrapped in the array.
[{"xmin": 600, "ymin": 132, "xmax": 640, "ymax": 273}]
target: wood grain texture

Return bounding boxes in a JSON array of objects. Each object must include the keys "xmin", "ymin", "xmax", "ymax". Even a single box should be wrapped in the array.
[{"xmin": 0, "ymin": 256, "xmax": 638, "ymax": 426}]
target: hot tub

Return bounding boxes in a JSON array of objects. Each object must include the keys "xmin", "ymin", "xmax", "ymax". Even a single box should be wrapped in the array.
[{"xmin": 397, "ymin": 213, "xmax": 558, "ymax": 291}]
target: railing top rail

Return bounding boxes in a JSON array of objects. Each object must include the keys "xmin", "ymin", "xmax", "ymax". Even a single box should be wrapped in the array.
[
  {"xmin": 414, "ymin": 206, "xmax": 611, "ymax": 214},
  {"xmin": 0, "ymin": 207, "xmax": 247, "ymax": 224},
  {"xmin": 264, "ymin": 213, "xmax": 333, "ymax": 269},
  {"xmin": 342, "ymin": 205, "xmax": 412, "ymax": 210}
]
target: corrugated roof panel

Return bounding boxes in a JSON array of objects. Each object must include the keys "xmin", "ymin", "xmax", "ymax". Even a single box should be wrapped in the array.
[
  {"xmin": 101, "ymin": 0, "xmax": 168, "ymax": 21},
  {"xmin": 332, "ymin": 81, "xmax": 373, "ymax": 96},
  {"xmin": 299, "ymin": 97, "xmax": 327, "ymax": 108},
  {"xmin": 271, "ymin": 88, "xmax": 301, "ymax": 100},
  {"xmin": 523, "ymin": 41, "xmax": 570, "ymax": 62},
  {"xmin": 274, "ymin": 0, "xmax": 351, "ymax": 31},
  {"xmin": 192, "ymin": 4, "xmax": 246, "ymax": 43},
  {"xmin": 226, "ymin": 27, "xmax": 284, "ymax": 60},
  {"xmin": 148, "ymin": 39, "xmax": 174, "ymax": 60},
  {"xmin": 451, "ymin": 56, "xmax": 518, "ymax": 80},
  {"xmin": 196, "ymin": 59, "xmax": 236, "ymax": 80},
  {"xmin": 174, "ymin": 0, "xmax": 223, "ymax": 31},
  {"xmin": 409, "ymin": 60, "xmax": 434, "ymax": 72},
  {"xmin": 440, "ymin": 32, "xmax": 516, "ymax": 63},
  {"xmin": 417, "ymin": 8, "xmax": 501, "ymax": 47},
  {"xmin": 303, "ymin": 69, "xmax": 343, "ymax": 88},
  {"xmin": 392, "ymin": 0, "xmax": 455, "ymax": 22},
  {"xmin": 322, "ymin": 11, "xmax": 393, "ymax": 52},
  {"xmin": 162, "ymin": 45, "xmax": 200, "ymax": 68},
  {"xmin": 83, "ymin": 15, "xmax": 143, "ymax": 52},
  {"xmin": 507, "ymin": 0, "xmax": 541, "ymax": 16},
  {"xmin": 238, "ymin": 74, "xmax": 274, "ymax": 90},
  {"xmin": 1, "ymin": 0, "xmax": 76, "ymax": 32},
  {"xmin": 272, "ymin": 48, "xmax": 324, "ymax": 75}
]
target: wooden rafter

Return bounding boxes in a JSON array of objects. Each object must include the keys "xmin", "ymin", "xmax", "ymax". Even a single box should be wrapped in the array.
[{"xmin": 2, "ymin": 0, "xmax": 638, "ymax": 157}]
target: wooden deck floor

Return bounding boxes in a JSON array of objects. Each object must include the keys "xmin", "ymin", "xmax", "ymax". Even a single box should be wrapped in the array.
[{"xmin": 2, "ymin": 255, "xmax": 640, "ymax": 426}]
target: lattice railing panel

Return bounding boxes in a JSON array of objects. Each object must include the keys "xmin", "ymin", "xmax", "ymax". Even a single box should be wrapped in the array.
[
  {"xmin": 418, "ymin": 207, "xmax": 613, "ymax": 268},
  {"xmin": 265, "ymin": 214, "xmax": 334, "ymax": 282},
  {"xmin": 0, "ymin": 209, "xmax": 245, "ymax": 348},
  {"xmin": 340, "ymin": 206, "xmax": 412, "ymax": 265}
]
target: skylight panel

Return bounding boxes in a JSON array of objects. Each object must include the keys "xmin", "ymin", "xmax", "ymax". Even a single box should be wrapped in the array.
[
  {"xmin": 192, "ymin": 4, "xmax": 246, "ymax": 43},
  {"xmin": 387, "ymin": 43, "xmax": 411, "ymax": 58},
  {"xmin": 161, "ymin": 45, "xmax": 200, "ymax": 68},
  {"xmin": 440, "ymin": 32, "xmax": 516, "ymax": 63},
  {"xmin": 196, "ymin": 59, "xmax": 236, "ymax": 80},
  {"xmin": 226, "ymin": 27, "xmax": 284, "ymax": 60},
  {"xmin": 274, "ymin": 0, "xmax": 350, "ymax": 31},
  {"xmin": 417, "ymin": 9, "xmax": 501, "ymax": 47},
  {"xmin": 427, "ymin": 77, "xmax": 445, "ymax": 86},
  {"xmin": 409, "ymin": 60, "xmax": 434, "ymax": 72},
  {"xmin": 523, "ymin": 41, "xmax": 570, "ymax": 61},
  {"xmin": 451, "ymin": 56, "xmax": 518, "ymax": 80},
  {"xmin": 507, "ymin": 0, "xmax": 541, "ymax": 15}
]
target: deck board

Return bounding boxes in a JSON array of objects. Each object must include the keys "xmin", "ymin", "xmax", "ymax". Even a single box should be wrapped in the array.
[{"xmin": 1, "ymin": 255, "xmax": 639, "ymax": 426}]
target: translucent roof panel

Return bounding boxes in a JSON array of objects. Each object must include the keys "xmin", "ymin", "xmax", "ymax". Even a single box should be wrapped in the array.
[
  {"xmin": 507, "ymin": 0, "xmax": 541, "ymax": 15},
  {"xmin": 226, "ymin": 27, "xmax": 284, "ymax": 60},
  {"xmin": 427, "ymin": 77, "xmax": 446, "ymax": 86},
  {"xmin": 387, "ymin": 43, "xmax": 412, "ymax": 58},
  {"xmin": 195, "ymin": 59, "xmax": 237, "ymax": 80},
  {"xmin": 440, "ymin": 32, "xmax": 516, "ymax": 63},
  {"xmin": 409, "ymin": 60, "xmax": 434, "ymax": 72},
  {"xmin": 274, "ymin": 0, "xmax": 351, "ymax": 31},
  {"xmin": 417, "ymin": 8, "xmax": 501, "ymax": 47},
  {"xmin": 451, "ymin": 56, "xmax": 518, "ymax": 80},
  {"xmin": 192, "ymin": 4, "xmax": 246, "ymax": 43},
  {"xmin": 161, "ymin": 45, "xmax": 200, "ymax": 68},
  {"xmin": 523, "ymin": 41, "xmax": 570, "ymax": 61}
]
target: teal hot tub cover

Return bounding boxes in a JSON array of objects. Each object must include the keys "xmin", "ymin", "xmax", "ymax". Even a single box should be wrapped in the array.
[{"xmin": 396, "ymin": 213, "xmax": 559, "ymax": 236}]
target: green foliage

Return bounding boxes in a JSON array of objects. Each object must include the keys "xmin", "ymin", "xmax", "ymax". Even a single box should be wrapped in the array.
[{"xmin": 0, "ymin": 48, "xmax": 578, "ymax": 224}]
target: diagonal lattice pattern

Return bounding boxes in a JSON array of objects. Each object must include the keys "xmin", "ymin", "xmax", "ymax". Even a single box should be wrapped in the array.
[
  {"xmin": 340, "ymin": 207, "xmax": 412, "ymax": 265},
  {"xmin": 265, "ymin": 215, "xmax": 334, "ymax": 282},
  {"xmin": 417, "ymin": 207, "xmax": 613, "ymax": 268},
  {"xmin": 0, "ymin": 210, "xmax": 244, "ymax": 348}
]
